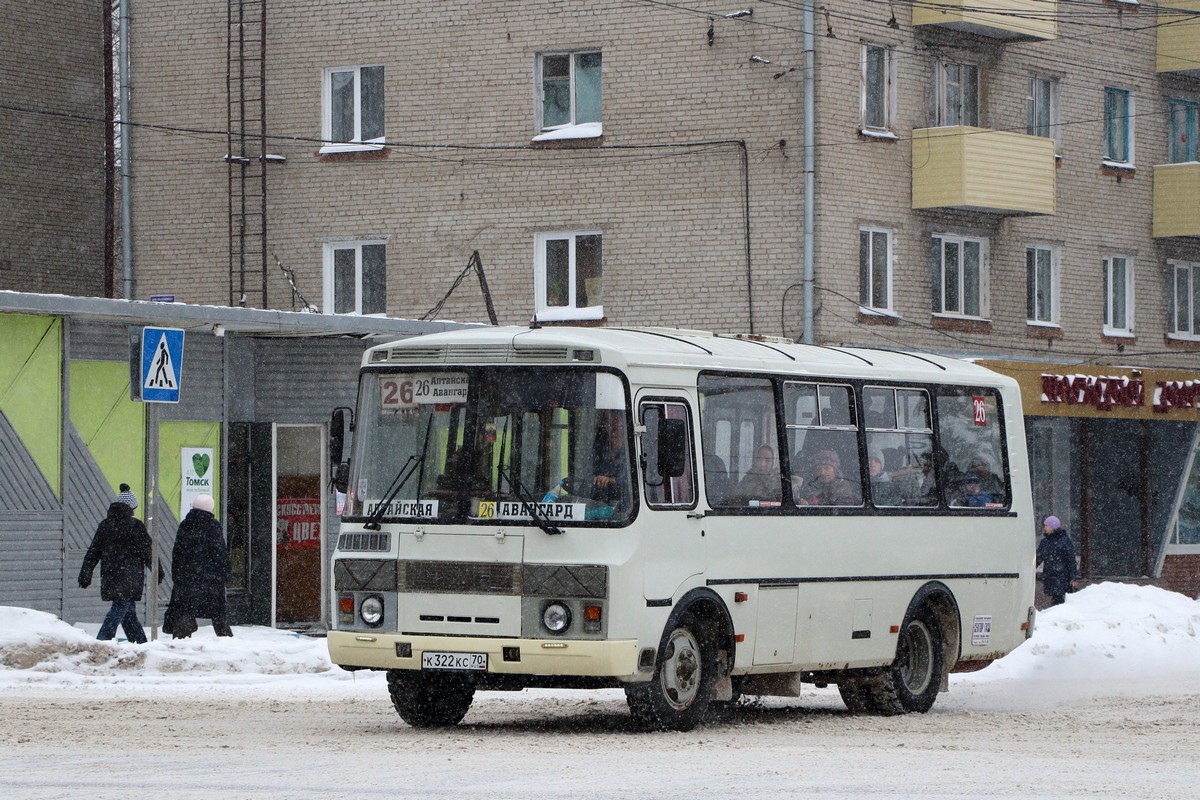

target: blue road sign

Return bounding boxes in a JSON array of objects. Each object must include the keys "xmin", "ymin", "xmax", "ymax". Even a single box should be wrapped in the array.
[{"xmin": 140, "ymin": 327, "xmax": 185, "ymax": 403}]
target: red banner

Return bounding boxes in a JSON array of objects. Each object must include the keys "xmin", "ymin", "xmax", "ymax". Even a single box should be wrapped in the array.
[{"xmin": 277, "ymin": 497, "xmax": 321, "ymax": 550}]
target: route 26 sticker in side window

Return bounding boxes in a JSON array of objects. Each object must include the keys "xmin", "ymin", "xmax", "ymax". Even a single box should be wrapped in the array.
[{"xmin": 380, "ymin": 373, "xmax": 469, "ymax": 411}]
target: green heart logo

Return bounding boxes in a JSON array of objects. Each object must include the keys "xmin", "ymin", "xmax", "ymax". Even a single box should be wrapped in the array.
[{"xmin": 193, "ymin": 452, "xmax": 210, "ymax": 478}]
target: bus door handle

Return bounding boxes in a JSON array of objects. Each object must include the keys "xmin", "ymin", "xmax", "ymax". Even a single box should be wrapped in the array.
[{"xmin": 687, "ymin": 511, "xmax": 706, "ymax": 520}]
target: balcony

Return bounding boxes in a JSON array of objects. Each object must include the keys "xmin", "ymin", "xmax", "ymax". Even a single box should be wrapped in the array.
[
  {"xmin": 911, "ymin": 0, "xmax": 1056, "ymax": 42},
  {"xmin": 911, "ymin": 127, "xmax": 1056, "ymax": 216},
  {"xmin": 1157, "ymin": 0, "xmax": 1200, "ymax": 76},
  {"xmin": 1153, "ymin": 162, "xmax": 1200, "ymax": 238}
]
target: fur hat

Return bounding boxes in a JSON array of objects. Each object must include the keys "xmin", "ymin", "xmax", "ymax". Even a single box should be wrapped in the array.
[
  {"xmin": 1044, "ymin": 515, "xmax": 1061, "ymax": 531},
  {"xmin": 192, "ymin": 494, "xmax": 215, "ymax": 512},
  {"xmin": 813, "ymin": 450, "xmax": 840, "ymax": 469},
  {"xmin": 116, "ymin": 483, "xmax": 138, "ymax": 509}
]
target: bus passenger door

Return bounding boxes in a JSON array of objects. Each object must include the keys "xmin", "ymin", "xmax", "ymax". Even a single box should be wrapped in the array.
[{"xmin": 637, "ymin": 395, "xmax": 704, "ymax": 602}]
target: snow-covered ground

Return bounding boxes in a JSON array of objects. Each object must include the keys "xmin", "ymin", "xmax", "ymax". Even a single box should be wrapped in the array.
[{"xmin": 1, "ymin": 582, "xmax": 1198, "ymax": 798}]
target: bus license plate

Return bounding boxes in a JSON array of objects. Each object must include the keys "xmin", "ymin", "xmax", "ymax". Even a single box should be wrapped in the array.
[{"xmin": 421, "ymin": 651, "xmax": 488, "ymax": 672}]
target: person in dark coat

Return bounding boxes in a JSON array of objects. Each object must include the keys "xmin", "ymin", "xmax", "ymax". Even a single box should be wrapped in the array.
[
  {"xmin": 1036, "ymin": 514, "xmax": 1078, "ymax": 607},
  {"xmin": 78, "ymin": 483, "xmax": 153, "ymax": 644},
  {"xmin": 168, "ymin": 494, "xmax": 234, "ymax": 638}
]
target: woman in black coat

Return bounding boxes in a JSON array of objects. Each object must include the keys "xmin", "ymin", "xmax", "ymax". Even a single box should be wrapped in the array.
[
  {"xmin": 1036, "ymin": 514, "xmax": 1078, "ymax": 607},
  {"xmin": 168, "ymin": 494, "xmax": 234, "ymax": 638},
  {"xmin": 78, "ymin": 485, "xmax": 153, "ymax": 644}
]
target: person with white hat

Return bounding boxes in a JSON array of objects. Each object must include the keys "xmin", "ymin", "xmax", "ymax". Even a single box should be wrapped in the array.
[{"xmin": 165, "ymin": 494, "xmax": 234, "ymax": 638}]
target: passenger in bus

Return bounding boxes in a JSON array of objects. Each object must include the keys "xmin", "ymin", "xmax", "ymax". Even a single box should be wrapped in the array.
[
  {"xmin": 590, "ymin": 411, "xmax": 628, "ymax": 505},
  {"xmin": 804, "ymin": 449, "xmax": 860, "ymax": 506},
  {"xmin": 869, "ymin": 450, "xmax": 900, "ymax": 506},
  {"xmin": 703, "ymin": 454, "xmax": 734, "ymax": 506},
  {"xmin": 733, "ymin": 445, "xmax": 782, "ymax": 503},
  {"xmin": 965, "ymin": 456, "xmax": 1004, "ymax": 498}
]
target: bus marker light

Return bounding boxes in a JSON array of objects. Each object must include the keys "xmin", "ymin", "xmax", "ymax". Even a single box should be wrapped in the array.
[
  {"xmin": 583, "ymin": 605, "xmax": 603, "ymax": 632},
  {"xmin": 889, "ymin": 625, "xmax": 900, "ymax": 634},
  {"xmin": 542, "ymin": 642, "xmax": 568, "ymax": 649},
  {"xmin": 1020, "ymin": 622, "xmax": 1029, "ymax": 630},
  {"xmin": 734, "ymin": 592, "xmax": 748, "ymax": 603},
  {"xmin": 339, "ymin": 597, "xmax": 354, "ymax": 613},
  {"xmin": 355, "ymin": 636, "xmax": 377, "ymax": 642},
  {"xmin": 734, "ymin": 633, "xmax": 745, "ymax": 642}
]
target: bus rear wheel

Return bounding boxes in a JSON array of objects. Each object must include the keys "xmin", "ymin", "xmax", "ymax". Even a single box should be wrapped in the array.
[
  {"xmin": 837, "ymin": 606, "xmax": 944, "ymax": 716},
  {"xmin": 386, "ymin": 669, "xmax": 475, "ymax": 728},
  {"xmin": 625, "ymin": 617, "xmax": 716, "ymax": 731}
]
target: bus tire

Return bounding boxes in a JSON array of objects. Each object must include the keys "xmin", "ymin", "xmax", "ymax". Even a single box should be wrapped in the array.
[
  {"xmin": 625, "ymin": 615, "xmax": 716, "ymax": 731},
  {"xmin": 889, "ymin": 605, "xmax": 944, "ymax": 713},
  {"xmin": 386, "ymin": 669, "xmax": 475, "ymax": 728},
  {"xmin": 836, "ymin": 676, "xmax": 876, "ymax": 714}
]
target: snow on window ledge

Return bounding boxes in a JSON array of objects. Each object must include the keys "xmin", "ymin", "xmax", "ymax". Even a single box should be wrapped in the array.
[
  {"xmin": 533, "ymin": 305, "xmax": 604, "ymax": 323},
  {"xmin": 859, "ymin": 128, "xmax": 899, "ymax": 141},
  {"xmin": 1102, "ymin": 159, "xmax": 1135, "ymax": 171},
  {"xmin": 532, "ymin": 122, "xmax": 603, "ymax": 143},
  {"xmin": 1025, "ymin": 320, "xmax": 1061, "ymax": 329},
  {"xmin": 1102, "ymin": 327, "xmax": 1136, "ymax": 339},
  {"xmin": 318, "ymin": 142, "xmax": 386, "ymax": 155},
  {"xmin": 857, "ymin": 305, "xmax": 899, "ymax": 318}
]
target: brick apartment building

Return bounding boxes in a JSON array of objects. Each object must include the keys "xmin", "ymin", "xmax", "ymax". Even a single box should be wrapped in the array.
[
  {"xmin": 1, "ymin": 0, "xmax": 108, "ymax": 296},
  {"xmin": 120, "ymin": 1, "xmax": 1200, "ymax": 593}
]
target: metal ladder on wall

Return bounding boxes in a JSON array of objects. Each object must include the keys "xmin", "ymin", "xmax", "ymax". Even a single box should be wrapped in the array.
[{"xmin": 226, "ymin": 0, "xmax": 268, "ymax": 308}]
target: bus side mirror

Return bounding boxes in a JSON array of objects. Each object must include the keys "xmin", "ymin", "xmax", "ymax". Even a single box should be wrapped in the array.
[
  {"xmin": 657, "ymin": 418, "xmax": 688, "ymax": 479},
  {"xmin": 330, "ymin": 407, "xmax": 353, "ymax": 492}
]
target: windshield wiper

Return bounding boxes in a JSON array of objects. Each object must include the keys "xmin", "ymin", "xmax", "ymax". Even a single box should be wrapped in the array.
[
  {"xmin": 363, "ymin": 415, "xmax": 433, "ymax": 530},
  {"xmin": 495, "ymin": 417, "xmax": 562, "ymax": 536},
  {"xmin": 499, "ymin": 464, "xmax": 563, "ymax": 536}
]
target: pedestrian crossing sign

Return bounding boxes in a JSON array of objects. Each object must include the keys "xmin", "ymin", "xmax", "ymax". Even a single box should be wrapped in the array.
[{"xmin": 140, "ymin": 327, "xmax": 185, "ymax": 403}]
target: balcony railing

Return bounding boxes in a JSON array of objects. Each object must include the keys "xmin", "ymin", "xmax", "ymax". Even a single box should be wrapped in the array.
[
  {"xmin": 911, "ymin": 0, "xmax": 1056, "ymax": 41},
  {"xmin": 1157, "ymin": 0, "xmax": 1200, "ymax": 76},
  {"xmin": 912, "ymin": 127, "xmax": 1056, "ymax": 216},
  {"xmin": 1153, "ymin": 162, "xmax": 1200, "ymax": 238}
]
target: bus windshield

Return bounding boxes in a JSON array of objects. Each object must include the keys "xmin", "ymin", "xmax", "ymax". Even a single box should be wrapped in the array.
[{"xmin": 342, "ymin": 367, "xmax": 634, "ymax": 527}]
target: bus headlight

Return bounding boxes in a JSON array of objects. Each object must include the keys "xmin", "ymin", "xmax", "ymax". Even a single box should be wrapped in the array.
[
  {"xmin": 360, "ymin": 595, "xmax": 384, "ymax": 627},
  {"xmin": 541, "ymin": 601, "xmax": 572, "ymax": 634}
]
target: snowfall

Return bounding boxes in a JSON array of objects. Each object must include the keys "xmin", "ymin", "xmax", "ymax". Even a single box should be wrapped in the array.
[{"xmin": 1, "ymin": 582, "xmax": 1199, "ymax": 799}]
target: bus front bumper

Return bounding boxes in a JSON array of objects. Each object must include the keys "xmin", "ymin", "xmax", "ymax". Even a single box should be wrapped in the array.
[{"xmin": 328, "ymin": 631, "xmax": 642, "ymax": 678}]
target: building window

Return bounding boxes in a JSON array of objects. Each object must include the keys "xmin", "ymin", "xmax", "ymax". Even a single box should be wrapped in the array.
[
  {"xmin": 1104, "ymin": 87, "xmax": 1134, "ymax": 165},
  {"xmin": 1103, "ymin": 256, "xmax": 1134, "ymax": 334},
  {"xmin": 932, "ymin": 235, "xmax": 986, "ymax": 318},
  {"xmin": 535, "ymin": 51, "xmax": 601, "ymax": 141},
  {"xmin": 931, "ymin": 60, "xmax": 979, "ymax": 127},
  {"xmin": 535, "ymin": 232, "xmax": 603, "ymax": 321},
  {"xmin": 322, "ymin": 66, "xmax": 384, "ymax": 153},
  {"xmin": 324, "ymin": 242, "xmax": 386, "ymax": 315},
  {"xmin": 1025, "ymin": 245, "xmax": 1057, "ymax": 324},
  {"xmin": 1169, "ymin": 261, "xmax": 1200, "ymax": 338},
  {"xmin": 861, "ymin": 44, "xmax": 894, "ymax": 135},
  {"xmin": 1169, "ymin": 99, "xmax": 1199, "ymax": 164},
  {"xmin": 859, "ymin": 228, "xmax": 893, "ymax": 312},
  {"xmin": 1027, "ymin": 75, "xmax": 1060, "ymax": 149}
]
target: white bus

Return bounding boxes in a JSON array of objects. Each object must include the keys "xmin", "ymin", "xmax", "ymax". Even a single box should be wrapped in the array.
[{"xmin": 327, "ymin": 326, "xmax": 1036, "ymax": 730}]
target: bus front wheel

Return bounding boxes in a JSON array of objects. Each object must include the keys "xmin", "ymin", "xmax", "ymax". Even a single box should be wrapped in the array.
[
  {"xmin": 386, "ymin": 669, "xmax": 475, "ymax": 728},
  {"xmin": 625, "ymin": 616, "xmax": 716, "ymax": 731}
]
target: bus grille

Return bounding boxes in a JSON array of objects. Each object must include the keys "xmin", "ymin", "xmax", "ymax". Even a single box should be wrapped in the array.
[
  {"xmin": 523, "ymin": 564, "xmax": 608, "ymax": 598},
  {"xmin": 400, "ymin": 561, "xmax": 522, "ymax": 595},
  {"xmin": 338, "ymin": 532, "xmax": 391, "ymax": 552},
  {"xmin": 334, "ymin": 559, "xmax": 397, "ymax": 592}
]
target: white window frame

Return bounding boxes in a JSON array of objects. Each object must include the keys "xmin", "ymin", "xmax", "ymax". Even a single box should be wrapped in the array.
[
  {"xmin": 1103, "ymin": 87, "xmax": 1135, "ymax": 168},
  {"xmin": 860, "ymin": 43, "xmax": 896, "ymax": 137},
  {"xmin": 323, "ymin": 241, "xmax": 387, "ymax": 316},
  {"xmin": 1026, "ymin": 75, "xmax": 1061, "ymax": 151},
  {"xmin": 534, "ymin": 231, "xmax": 604, "ymax": 322},
  {"xmin": 931, "ymin": 59, "xmax": 980, "ymax": 127},
  {"xmin": 1102, "ymin": 255, "xmax": 1135, "ymax": 336},
  {"xmin": 1168, "ymin": 260, "xmax": 1200, "ymax": 340},
  {"xmin": 858, "ymin": 227, "xmax": 895, "ymax": 314},
  {"xmin": 533, "ymin": 51, "xmax": 603, "ymax": 142},
  {"xmin": 321, "ymin": 65, "xmax": 385, "ymax": 154},
  {"xmin": 932, "ymin": 234, "xmax": 989, "ymax": 319},
  {"xmin": 1025, "ymin": 245, "xmax": 1059, "ymax": 326}
]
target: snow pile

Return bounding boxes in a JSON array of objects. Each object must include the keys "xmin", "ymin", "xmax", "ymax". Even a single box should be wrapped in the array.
[
  {"xmin": 0, "ymin": 606, "xmax": 347, "ymax": 688},
  {"xmin": 1, "ymin": 582, "xmax": 1197, "ymax": 707}
]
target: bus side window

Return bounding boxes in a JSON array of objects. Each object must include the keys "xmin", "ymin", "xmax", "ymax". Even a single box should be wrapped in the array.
[
  {"xmin": 698, "ymin": 374, "xmax": 781, "ymax": 508},
  {"xmin": 936, "ymin": 391, "xmax": 1008, "ymax": 509}
]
